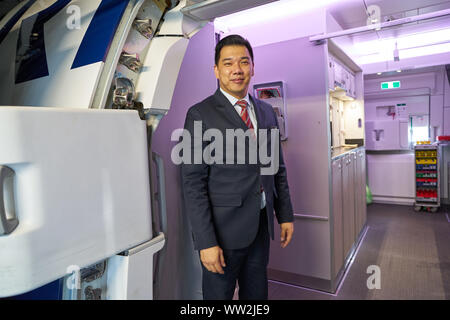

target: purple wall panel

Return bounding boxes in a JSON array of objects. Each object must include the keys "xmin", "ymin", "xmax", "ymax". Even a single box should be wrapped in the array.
[
  {"xmin": 251, "ymin": 37, "xmax": 333, "ymax": 280},
  {"xmin": 251, "ymin": 37, "xmax": 330, "ymax": 217},
  {"xmin": 151, "ymin": 23, "xmax": 217, "ymax": 299}
]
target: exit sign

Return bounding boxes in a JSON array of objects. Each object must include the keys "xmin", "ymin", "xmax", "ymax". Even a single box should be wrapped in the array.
[{"xmin": 381, "ymin": 81, "xmax": 401, "ymax": 89}]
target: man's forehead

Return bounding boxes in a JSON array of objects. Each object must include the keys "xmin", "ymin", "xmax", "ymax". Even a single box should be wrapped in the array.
[{"xmin": 220, "ymin": 45, "xmax": 251, "ymax": 60}]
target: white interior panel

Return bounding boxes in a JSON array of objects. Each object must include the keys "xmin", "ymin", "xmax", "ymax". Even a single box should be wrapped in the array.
[
  {"xmin": 367, "ymin": 153, "xmax": 415, "ymax": 204},
  {"xmin": 0, "ymin": 107, "xmax": 152, "ymax": 297}
]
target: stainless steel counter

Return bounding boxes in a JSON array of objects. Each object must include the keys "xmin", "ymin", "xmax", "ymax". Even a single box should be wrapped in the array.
[{"xmin": 331, "ymin": 145, "xmax": 364, "ymax": 159}]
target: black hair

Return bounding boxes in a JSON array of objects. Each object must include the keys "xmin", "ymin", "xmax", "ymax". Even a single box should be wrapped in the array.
[{"xmin": 214, "ymin": 34, "xmax": 254, "ymax": 66}]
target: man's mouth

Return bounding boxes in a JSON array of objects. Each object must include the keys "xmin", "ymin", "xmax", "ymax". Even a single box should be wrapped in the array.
[{"xmin": 231, "ymin": 79, "xmax": 244, "ymax": 83}]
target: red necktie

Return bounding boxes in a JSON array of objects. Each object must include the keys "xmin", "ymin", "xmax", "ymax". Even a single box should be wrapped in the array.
[
  {"xmin": 236, "ymin": 100, "xmax": 263, "ymax": 195},
  {"xmin": 236, "ymin": 100, "xmax": 253, "ymax": 129}
]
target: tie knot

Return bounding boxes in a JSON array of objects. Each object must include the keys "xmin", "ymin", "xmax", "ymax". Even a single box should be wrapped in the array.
[{"xmin": 236, "ymin": 100, "xmax": 248, "ymax": 109}]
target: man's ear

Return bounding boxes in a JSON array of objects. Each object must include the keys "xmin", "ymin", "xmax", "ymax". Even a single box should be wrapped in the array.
[{"xmin": 214, "ymin": 65, "xmax": 219, "ymax": 79}]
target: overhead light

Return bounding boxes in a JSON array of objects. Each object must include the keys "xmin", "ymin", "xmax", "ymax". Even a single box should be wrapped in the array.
[
  {"xmin": 181, "ymin": 0, "xmax": 278, "ymax": 21},
  {"xmin": 353, "ymin": 28, "xmax": 450, "ymax": 61},
  {"xmin": 397, "ymin": 70, "xmax": 402, "ymax": 72},
  {"xmin": 310, "ymin": 8, "xmax": 450, "ymax": 42},
  {"xmin": 357, "ymin": 42, "xmax": 450, "ymax": 65},
  {"xmin": 377, "ymin": 72, "xmax": 382, "ymax": 75},
  {"xmin": 401, "ymin": 42, "xmax": 450, "ymax": 59},
  {"xmin": 214, "ymin": 0, "xmax": 343, "ymax": 31}
]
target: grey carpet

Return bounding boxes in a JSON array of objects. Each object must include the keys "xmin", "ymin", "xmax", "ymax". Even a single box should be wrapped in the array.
[{"xmin": 268, "ymin": 203, "xmax": 450, "ymax": 300}]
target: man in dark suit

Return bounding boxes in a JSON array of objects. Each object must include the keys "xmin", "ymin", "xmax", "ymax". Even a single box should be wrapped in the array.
[{"xmin": 181, "ymin": 34, "xmax": 294, "ymax": 300}]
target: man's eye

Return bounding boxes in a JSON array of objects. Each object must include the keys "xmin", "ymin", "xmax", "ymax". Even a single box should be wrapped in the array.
[{"xmin": 241, "ymin": 61, "xmax": 249, "ymax": 65}]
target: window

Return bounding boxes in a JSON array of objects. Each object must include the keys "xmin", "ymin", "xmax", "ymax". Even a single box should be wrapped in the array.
[{"xmin": 409, "ymin": 115, "xmax": 429, "ymax": 146}]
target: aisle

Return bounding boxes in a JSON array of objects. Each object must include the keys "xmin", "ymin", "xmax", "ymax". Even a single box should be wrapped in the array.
[{"xmin": 268, "ymin": 203, "xmax": 450, "ymax": 300}]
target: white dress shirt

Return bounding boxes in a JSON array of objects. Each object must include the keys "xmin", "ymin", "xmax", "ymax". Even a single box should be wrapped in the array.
[{"xmin": 220, "ymin": 88, "xmax": 266, "ymax": 209}]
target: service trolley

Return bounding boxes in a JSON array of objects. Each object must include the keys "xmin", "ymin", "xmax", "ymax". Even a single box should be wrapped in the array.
[{"xmin": 414, "ymin": 143, "xmax": 440, "ymax": 212}]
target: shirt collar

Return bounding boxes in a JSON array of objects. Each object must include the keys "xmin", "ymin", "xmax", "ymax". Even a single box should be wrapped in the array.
[{"xmin": 220, "ymin": 88, "xmax": 251, "ymax": 108}]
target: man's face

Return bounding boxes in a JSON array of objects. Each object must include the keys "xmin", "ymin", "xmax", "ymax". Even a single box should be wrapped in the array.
[{"xmin": 214, "ymin": 45, "xmax": 254, "ymax": 99}]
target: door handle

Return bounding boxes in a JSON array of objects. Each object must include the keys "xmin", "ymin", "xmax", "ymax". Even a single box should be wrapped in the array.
[
  {"xmin": 152, "ymin": 152, "xmax": 167, "ymax": 236},
  {"xmin": 0, "ymin": 166, "xmax": 19, "ymax": 235}
]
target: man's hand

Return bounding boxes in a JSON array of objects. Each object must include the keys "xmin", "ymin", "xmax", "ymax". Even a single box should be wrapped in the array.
[
  {"xmin": 200, "ymin": 245, "xmax": 226, "ymax": 274},
  {"xmin": 280, "ymin": 222, "xmax": 294, "ymax": 248}
]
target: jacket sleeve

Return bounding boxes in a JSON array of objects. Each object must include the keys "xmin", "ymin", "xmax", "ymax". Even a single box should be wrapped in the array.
[
  {"xmin": 270, "ymin": 106, "xmax": 294, "ymax": 224},
  {"xmin": 180, "ymin": 107, "xmax": 218, "ymax": 250}
]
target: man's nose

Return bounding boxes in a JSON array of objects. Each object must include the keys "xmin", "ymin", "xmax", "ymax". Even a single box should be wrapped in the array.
[{"xmin": 232, "ymin": 63, "xmax": 243, "ymax": 74}]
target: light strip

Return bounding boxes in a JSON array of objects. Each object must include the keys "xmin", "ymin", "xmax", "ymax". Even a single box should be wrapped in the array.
[
  {"xmin": 356, "ymin": 42, "xmax": 450, "ymax": 64},
  {"xmin": 353, "ymin": 28, "xmax": 450, "ymax": 56},
  {"xmin": 214, "ymin": 0, "xmax": 343, "ymax": 32},
  {"xmin": 353, "ymin": 27, "xmax": 450, "ymax": 64},
  {"xmin": 309, "ymin": 8, "xmax": 450, "ymax": 41},
  {"xmin": 180, "ymin": 0, "xmax": 278, "ymax": 21}
]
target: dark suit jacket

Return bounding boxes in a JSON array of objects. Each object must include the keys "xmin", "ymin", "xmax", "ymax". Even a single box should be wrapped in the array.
[{"xmin": 181, "ymin": 89, "xmax": 293, "ymax": 250}]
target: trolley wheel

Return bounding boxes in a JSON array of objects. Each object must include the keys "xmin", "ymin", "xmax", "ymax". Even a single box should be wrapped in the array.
[
  {"xmin": 414, "ymin": 205, "xmax": 422, "ymax": 212},
  {"xmin": 430, "ymin": 207, "xmax": 438, "ymax": 213}
]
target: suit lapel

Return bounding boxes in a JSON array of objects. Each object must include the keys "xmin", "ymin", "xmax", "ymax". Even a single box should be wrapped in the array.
[
  {"xmin": 250, "ymin": 94, "xmax": 267, "ymax": 130},
  {"xmin": 213, "ymin": 89, "xmax": 269, "ymax": 131},
  {"xmin": 213, "ymin": 89, "xmax": 249, "ymax": 131}
]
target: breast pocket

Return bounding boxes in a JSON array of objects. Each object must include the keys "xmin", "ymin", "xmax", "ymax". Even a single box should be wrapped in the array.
[{"xmin": 209, "ymin": 193, "xmax": 242, "ymax": 207}]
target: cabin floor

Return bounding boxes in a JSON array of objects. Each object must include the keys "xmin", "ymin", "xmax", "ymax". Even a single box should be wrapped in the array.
[{"xmin": 267, "ymin": 203, "xmax": 450, "ymax": 300}]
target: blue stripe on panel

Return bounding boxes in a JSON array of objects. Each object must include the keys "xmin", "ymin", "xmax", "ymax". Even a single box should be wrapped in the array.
[
  {"xmin": 71, "ymin": 0, "xmax": 129, "ymax": 69},
  {"xmin": 0, "ymin": 0, "xmax": 37, "ymax": 46},
  {"xmin": 15, "ymin": 0, "xmax": 71, "ymax": 84},
  {"xmin": 9, "ymin": 279, "xmax": 63, "ymax": 300}
]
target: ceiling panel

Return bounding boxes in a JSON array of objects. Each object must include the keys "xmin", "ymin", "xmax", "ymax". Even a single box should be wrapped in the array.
[
  {"xmin": 182, "ymin": 0, "xmax": 279, "ymax": 20},
  {"xmin": 328, "ymin": 0, "xmax": 450, "ymax": 29},
  {"xmin": 325, "ymin": 0, "xmax": 450, "ymax": 73}
]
